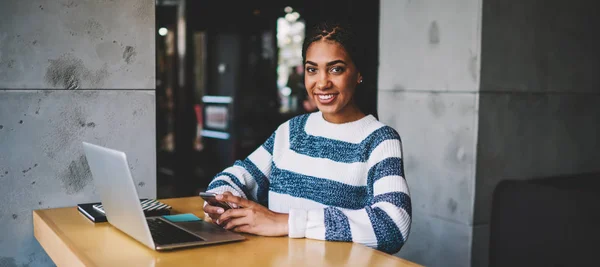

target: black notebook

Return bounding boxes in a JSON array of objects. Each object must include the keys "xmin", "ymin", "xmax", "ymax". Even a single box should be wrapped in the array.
[
  {"xmin": 77, "ymin": 199, "xmax": 172, "ymax": 223},
  {"xmin": 77, "ymin": 202, "xmax": 107, "ymax": 222}
]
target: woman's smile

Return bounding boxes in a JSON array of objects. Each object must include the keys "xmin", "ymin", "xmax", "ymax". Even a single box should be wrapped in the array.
[{"xmin": 314, "ymin": 93, "xmax": 338, "ymax": 104}]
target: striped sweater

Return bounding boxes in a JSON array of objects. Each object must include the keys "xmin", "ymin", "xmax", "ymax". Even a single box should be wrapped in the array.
[{"xmin": 206, "ymin": 112, "xmax": 411, "ymax": 253}]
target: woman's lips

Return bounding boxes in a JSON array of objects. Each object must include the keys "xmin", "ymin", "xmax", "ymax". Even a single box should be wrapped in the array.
[{"xmin": 315, "ymin": 94, "xmax": 337, "ymax": 104}]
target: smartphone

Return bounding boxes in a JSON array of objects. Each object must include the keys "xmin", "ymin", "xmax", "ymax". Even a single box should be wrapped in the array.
[{"xmin": 199, "ymin": 192, "xmax": 233, "ymax": 210}]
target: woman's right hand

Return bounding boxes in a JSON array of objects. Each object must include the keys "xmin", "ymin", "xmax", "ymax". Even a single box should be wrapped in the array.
[{"xmin": 203, "ymin": 191, "xmax": 234, "ymax": 222}]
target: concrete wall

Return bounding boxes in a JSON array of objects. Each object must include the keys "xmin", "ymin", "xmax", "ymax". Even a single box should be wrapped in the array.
[
  {"xmin": 474, "ymin": 0, "xmax": 600, "ymax": 266},
  {"xmin": 381, "ymin": 0, "xmax": 599, "ymax": 266},
  {"xmin": 378, "ymin": 0, "xmax": 482, "ymax": 266},
  {"xmin": 0, "ymin": 1, "xmax": 155, "ymax": 266}
]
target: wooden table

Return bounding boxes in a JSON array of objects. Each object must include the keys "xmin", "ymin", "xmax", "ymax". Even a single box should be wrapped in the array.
[{"xmin": 33, "ymin": 196, "xmax": 422, "ymax": 267}]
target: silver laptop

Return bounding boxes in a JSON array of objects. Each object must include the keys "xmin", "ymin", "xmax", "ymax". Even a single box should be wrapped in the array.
[{"xmin": 82, "ymin": 142, "xmax": 245, "ymax": 251}]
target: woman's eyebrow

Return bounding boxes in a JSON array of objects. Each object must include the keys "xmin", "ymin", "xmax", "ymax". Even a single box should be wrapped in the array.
[
  {"xmin": 305, "ymin": 60, "xmax": 347, "ymax": 66},
  {"xmin": 326, "ymin": 60, "xmax": 346, "ymax": 66}
]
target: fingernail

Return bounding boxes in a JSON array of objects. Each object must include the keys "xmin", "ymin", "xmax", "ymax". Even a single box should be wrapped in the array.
[
  {"xmin": 217, "ymin": 208, "xmax": 224, "ymax": 214},
  {"xmin": 216, "ymin": 219, "xmax": 220, "ymax": 224},
  {"xmin": 216, "ymin": 194, "xmax": 223, "ymax": 200}
]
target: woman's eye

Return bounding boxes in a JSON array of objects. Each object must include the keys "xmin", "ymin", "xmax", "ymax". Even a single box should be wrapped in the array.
[
  {"xmin": 330, "ymin": 66, "xmax": 344, "ymax": 73},
  {"xmin": 306, "ymin": 67, "xmax": 316, "ymax": 73}
]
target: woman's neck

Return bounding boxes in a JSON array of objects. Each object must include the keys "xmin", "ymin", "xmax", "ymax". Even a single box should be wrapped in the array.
[{"xmin": 321, "ymin": 104, "xmax": 366, "ymax": 124}]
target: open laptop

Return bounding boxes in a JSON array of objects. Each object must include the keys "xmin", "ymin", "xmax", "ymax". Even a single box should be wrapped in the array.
[{"xmin": 82, "ymin": 142, "xmax": 245, "ymax": 251}]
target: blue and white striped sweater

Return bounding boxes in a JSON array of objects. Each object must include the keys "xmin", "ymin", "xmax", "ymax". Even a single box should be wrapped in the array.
[{"xmin": 207, "ymin": 112, "xmax": 412, "ymax": 253}]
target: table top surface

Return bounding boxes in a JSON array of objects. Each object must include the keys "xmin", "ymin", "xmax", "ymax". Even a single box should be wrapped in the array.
[{"xmin": 33, "ymin": 196, "xmax": 422, "ymax": 267}]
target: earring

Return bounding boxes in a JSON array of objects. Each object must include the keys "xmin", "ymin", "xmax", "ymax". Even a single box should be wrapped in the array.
[{"xmin": 359, "ymin": 79, "xmax": 363, "ymax": 84}]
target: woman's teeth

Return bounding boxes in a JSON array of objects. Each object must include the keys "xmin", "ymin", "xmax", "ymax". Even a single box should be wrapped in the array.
[{"xmin": 318, "ymin": 94, "xmax": 334, "ymax": 100}]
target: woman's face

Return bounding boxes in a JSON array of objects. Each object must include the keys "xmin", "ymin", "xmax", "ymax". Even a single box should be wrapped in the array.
[{"xmin": 304, "ymin": 40, "xmax": 362, "ymax": 122}]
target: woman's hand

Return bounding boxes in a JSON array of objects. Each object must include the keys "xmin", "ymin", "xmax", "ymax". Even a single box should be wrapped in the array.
[
  {"xmin": 202, "ymin": 191, "xmax": 236, "ymax": 222},
  {"xmin": 215, "ymin": 193, "xmax": 289, "ymax": 237}
]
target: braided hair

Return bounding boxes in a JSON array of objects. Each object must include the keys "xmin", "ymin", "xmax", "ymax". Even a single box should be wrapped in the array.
[{"xmin": 302, "ymin": 20, "xmax": 365, "ymax": 75}]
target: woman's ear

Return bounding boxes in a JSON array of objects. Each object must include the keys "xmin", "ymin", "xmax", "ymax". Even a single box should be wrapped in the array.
[{"xmin": 357, "ymin": 73, "xmax": 363, "ymax": 84}]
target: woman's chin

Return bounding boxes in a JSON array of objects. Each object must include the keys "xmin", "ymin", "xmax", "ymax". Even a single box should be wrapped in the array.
[
  {"xmin": 318, "ymin": 106, "xmax": 342, "ymax": 117},
  {"xmin": 317, "ymin": 105, "xmax": 334, "ymax": 113}
]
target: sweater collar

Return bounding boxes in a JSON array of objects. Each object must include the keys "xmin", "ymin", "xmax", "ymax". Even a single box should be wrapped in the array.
[{"xmin": 305, "ymin": 112, "xmax": 378, "ymax": 141}]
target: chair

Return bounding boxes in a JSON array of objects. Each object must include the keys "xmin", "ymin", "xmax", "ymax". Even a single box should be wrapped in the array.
[{"xmin": 489, "ymin": 173, "xmax": 600, "ymax": 267}]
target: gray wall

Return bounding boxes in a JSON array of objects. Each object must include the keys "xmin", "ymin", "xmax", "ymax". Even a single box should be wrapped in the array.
[
  {"xmin": 474, "ymin": 0, "xmax": 600, "ymax": 266},
  {"xmin": 0, "ymin": 1, "xmax": 155, "ymax": 266},
  {"xmin": 378, "ymin": 0, "xmax": 482, "ymax": 266},
  {"xmin": 380, "ymin": 0, "xmax": 599, "ymax": 266}
]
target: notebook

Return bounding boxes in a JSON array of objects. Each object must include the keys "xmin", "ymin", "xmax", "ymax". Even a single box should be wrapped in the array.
[
  {"xmin": 93, "ymin": 199, "xmax": 172, "ymax": 215},
  {"xmin": 77, "ymin": 199, "xmax": 171, "ymax": 223},
  {"xmin": 77, "ymin": 202, "xmax": 107, "ymax": 222}
]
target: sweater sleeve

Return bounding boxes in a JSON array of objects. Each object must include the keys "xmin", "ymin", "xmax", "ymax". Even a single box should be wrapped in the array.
[
  {"xmin": 206, "ymin": 131, "xmax": 275, "ymax": 206},
  {"xmin": 287, "ymin": 136, "xmax": 411, "ymax": 254}
]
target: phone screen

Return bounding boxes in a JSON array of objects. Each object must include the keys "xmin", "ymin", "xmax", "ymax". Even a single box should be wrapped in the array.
[{"xmin": 199, "ymin": 192, "xmax": 233, "ymax": 210}]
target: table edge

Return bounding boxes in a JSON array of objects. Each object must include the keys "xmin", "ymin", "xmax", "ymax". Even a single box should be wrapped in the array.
[{"xmin": 33, "ymin": 209, "xmax": 96, "ymax": 267}]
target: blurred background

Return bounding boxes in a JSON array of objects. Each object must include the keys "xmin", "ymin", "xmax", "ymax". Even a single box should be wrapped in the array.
[
  {"xmin": 153, "ymin": 0, "xmax": 380, "ymax": 199},
  {"xmin": 0, "ymin": 0, "xmax": 599, "ymax": 266}
]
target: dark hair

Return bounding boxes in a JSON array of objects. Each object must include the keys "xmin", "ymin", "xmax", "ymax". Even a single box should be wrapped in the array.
[
  {"xmin": 302, "ymin": 20, "xmax": 365, "ymax": 75},
  {"xmin": 301, "ymin": 20, "xmax": 376, "ymax": 116}
]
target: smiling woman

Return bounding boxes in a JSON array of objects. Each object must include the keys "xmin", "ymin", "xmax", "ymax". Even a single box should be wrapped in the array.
[
  {"xmin": 303, "ymin": 26, "xmax": 363, "ymax": 123},
  {"xmin": 202, "ymin": 20, "xmax": 412, "ymax": 254}
]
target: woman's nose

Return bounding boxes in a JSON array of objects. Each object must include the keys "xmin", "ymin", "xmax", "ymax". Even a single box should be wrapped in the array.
[{"xmin": 316, "ymin": 75, "xmax": 331, "ymax": 90}]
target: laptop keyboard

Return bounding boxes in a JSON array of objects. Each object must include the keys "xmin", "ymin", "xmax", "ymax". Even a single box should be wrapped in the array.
[{"xmin": 147, "ymin": 218, "xmax": 204, "ymax": 245}]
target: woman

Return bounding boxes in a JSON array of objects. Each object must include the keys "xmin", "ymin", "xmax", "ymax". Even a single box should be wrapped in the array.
[{"xmin": 203, "ymin": 20, "xmax": 411, "ymax": 254}]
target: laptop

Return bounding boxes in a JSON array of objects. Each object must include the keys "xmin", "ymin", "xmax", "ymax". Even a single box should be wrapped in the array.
[{"xmin": 82, "ymin": 142, "xmax": 245, "ymax": 251}]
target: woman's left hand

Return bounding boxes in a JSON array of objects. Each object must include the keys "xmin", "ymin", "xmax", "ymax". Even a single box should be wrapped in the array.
[{"xmin": 215, "ymin": 194, "xmax": 289, "ymax": 237}]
